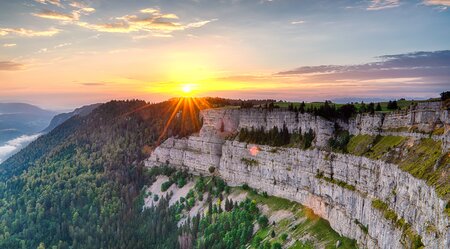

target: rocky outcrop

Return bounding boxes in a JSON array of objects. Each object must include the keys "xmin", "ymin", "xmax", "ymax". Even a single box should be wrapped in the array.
[
  {"xmin": 346, "ymin": 102, "xmax": 449, "ymax": 150},
  {"xmin": 200, "ymin": 101, "xmax": 449, "ymax": 150},
  {"xmin": 146, "ymin": 102, "xmax": 450, "ymax": 249},
  {"xmin": 200, "ymin": 108, "xmax": 335, "ymax": 148}
]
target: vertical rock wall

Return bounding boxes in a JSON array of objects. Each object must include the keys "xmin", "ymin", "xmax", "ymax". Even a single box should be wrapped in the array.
[{"xmin": 146, "ymin": 102, "xmax": 450, "ymax": 248}]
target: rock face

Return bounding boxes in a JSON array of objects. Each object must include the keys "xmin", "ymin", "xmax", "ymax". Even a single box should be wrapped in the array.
[
  {"xmin": 146, "ymin": 102, "xmax": 450, "ymax": 249},
  {"xmin": 346, "ymin": 102, "xmax": 450, "ymax": 150},
  {"xmin": 200, "ymin": 108, "xmax": 335, "ymax": 148}
]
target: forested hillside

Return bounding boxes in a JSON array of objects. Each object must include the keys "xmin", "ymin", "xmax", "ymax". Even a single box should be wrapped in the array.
[{"xmin": 0, "ymin": 98, "xmax": 217, "ymax": 249}]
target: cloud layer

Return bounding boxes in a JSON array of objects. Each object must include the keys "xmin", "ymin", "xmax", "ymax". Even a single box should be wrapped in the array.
[
  {"xmin": 278, "ymin": 50, "xmax": 450, "ymax": 78},
  {"xmin": 0, "ymin": 134, "xmax": 41, "ymax": 163}
]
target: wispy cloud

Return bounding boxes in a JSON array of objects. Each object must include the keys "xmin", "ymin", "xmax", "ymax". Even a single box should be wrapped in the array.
[
  {"xmin": 291, "ymin": 20, "xmax": 305, "ymax": 25},
  {"xmin": 54, "ymin": 42, "xmax": 71, "ymax": 48},
  {"xmin": 367, "ymin": 0, "xmax": 400, "ymax": 10},
  {"xmin": 278, "ymin": 50, "xmax": 450, "ymax": 77},
  {"xmin": 0, "ymin": 61, "xmax": 24, "ymax": 70},
  {"xmin": 76, "ymin": 8, "xmax": 216, "ymax": 34},
  {"xmin": 423, "ymin": 0, "xmax": 450, "ymax": 6},
  {"xmin": 33, "ymin": 9, "xmax": 77, "ymax": 21},
  {"xmin": 202, "ymin": 50, "xmax": 450, "ymax": 100},
  {"xmin": 140, "ymin": 8, "xmax": 159, "ymax": 14},
  {"xmin": 81, "ymin": 82, "xmax": 106, "ymax": 86},
  {"xmin": 0, "ymin": 27, "xmax": 60, "ymax": 37},
  {"xmin": 34, "ymin": 0, "xmax": 63, "ymax": 8},
  {"xmin": 2, "ymin": 43, "xmax": 16, "ymax": 47},
  {"xmin": 30, "ymin": 6, "xmax": 214, "ymax": 36}
]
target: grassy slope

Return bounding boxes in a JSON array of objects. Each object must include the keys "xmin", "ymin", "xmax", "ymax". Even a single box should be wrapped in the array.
[
  {"xmin": 235, "ymin": 188, "xmax": 358, "ymax": 249},
  {"xmin": 347, "ymin": 135, "xmax": 449, "ymax": 200}
]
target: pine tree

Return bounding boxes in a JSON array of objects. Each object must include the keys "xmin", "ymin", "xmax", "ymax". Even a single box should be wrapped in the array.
[{"xmin": 375, "ymin": 103, "xmax": 382, "ymax": 112}]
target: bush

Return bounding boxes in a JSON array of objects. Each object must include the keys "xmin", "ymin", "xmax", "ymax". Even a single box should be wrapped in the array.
[
  {"xmin": 271, "ymin": 242, "xmax": 282, "ymax": 249},
  {"xmin": 329, "ymin": 130, "xmax": 351, "ymax": 152},
  {"xmin": 187, "ymin": 197, "xmax": 195, "ymax": 209},
  {"xmin": 177, "ymin": 177, "xmax": 187, "ymax": 188},
  {"xmin": 208, "ymin": 166, "xmax": 216, "ymax": 174},
  {"xmin": 258, "ymin": 215, "xmax": 269, "ymax": 228},
  {"xmin": 153, "ymin": 194, "xmax": 159, "ymax": 202},
  {"xmin": 441, "ymin": 91, "xmax": 450, "ymax": 101},
  {"xmin": 161, "ymin": 181, "xmax": 173, "ymax": 192}
]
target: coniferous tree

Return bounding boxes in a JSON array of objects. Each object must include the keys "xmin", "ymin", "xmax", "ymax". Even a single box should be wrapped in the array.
[{"xmin": 375, "ymin": 103, "xmax": 382, "ymax": 112}]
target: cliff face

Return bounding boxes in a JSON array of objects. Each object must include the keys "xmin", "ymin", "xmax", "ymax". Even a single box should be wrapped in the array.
[
  {"xmin": 146, "ymin": 102, "xmax": 450, "ymax": 249},
  {"xmin": 346, "ymin": 102, "xmax": 449, "ymax": 150}
]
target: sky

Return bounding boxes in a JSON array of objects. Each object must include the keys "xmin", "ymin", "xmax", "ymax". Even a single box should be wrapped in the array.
[{"xmin": 0, "ymin": 0, "xmax": 449, "ymax": 110}]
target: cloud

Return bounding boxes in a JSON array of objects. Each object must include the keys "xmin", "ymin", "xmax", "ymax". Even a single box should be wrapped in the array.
[
  {"xmin": 69, "ymin": 1, "xmax": 96, "ymax": 16},
  {"xmin": 27, "ymin": 5, "xmax": 210, "ymax": 37},
  {"xmin": 34, "ymin": 0, "xmax": 63, "ymax": 8},
  {"xmin": 0, "ymin": 61, "xmax": 24, "ymax": 71},
  {"xmin": 2, "ymin": 43, "xmax": 16, "ymax": 47},
  {"xmin": 278, "ymin": 50, "xmax": 450, "ymax": 77},
  {"xmin": 81, "ymin": 82, "xmax": 106, "ymax": 86},
  {"xmin": 37, "ymin": 48, "xmax": 48, "ymax": 53},
  {"xmin": 54, "ymin": 42, "xmax": 71, "ymax": 48},
  {"xmin": 0, "ymin": 27, "xmax": 60, "ymax": 37},
  {"xmin": 140, "ymin": 8, "xmax": 159, "ymax": 14},
  {"xmin": 33, "ymin": 9, "xmax": 77, "ymax": 21},
  {"xmin": 367, "ymin": 0, "xmax": 400, "ymax": 10},
  {"xmin": 423, "ymin": 0, "xmax": 450, "ymax": 6},
  {"xmin": 0, "ymin": 134, "xmax": 41, "ymax": 163},
  {"xmin": 161, "ymin": 14, "xmax": 179, "ymax": 19},
  {"xmin": 291, "ymin": 20, "xmax": 305, "ymax": 25},
  {"xmin": 272, "ymin": 51, "xmax": 450, "ymax": 99},
  {"xmin": 76, "ymin": 9, "xmax": 215, "ymax": 34}
]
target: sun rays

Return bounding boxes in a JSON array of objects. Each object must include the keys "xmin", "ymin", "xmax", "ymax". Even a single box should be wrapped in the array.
[{"xmin": 156, "ymin": 97, "xmax": 211, "ymax": 144}]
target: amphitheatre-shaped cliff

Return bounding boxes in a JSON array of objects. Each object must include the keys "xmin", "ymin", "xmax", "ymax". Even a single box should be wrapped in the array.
[{"xmin": 146, "ymin": 101, "xmax": 450, "ymax": 249}]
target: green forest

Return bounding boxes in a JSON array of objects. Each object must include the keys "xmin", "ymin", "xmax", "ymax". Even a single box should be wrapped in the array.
[{"xmin": 0, "ymin": 98, "xmax": 219, "ymax": 249}]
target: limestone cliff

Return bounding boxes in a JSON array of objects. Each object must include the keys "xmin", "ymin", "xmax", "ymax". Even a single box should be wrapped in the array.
[{"xmin": 146, "ymin": 101, "xmax": 450, "ymax": 249}]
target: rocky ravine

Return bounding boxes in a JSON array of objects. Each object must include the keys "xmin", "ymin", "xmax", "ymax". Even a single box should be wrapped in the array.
[{"xmin": 145, "ymin": 102, "xmax": 449, "ymax": 249}]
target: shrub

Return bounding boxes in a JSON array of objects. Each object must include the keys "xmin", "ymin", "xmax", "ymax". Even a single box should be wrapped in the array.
[
  {"xmin": 271, "ymin": 242, "xmax": 282, "ymax": 249},
  {"xmin": 258, "ymin": 215, "xmax": 269, "ymax": 228},
  {"xmin": 161, "ymin": 181, "xmax": 173, "ymax": 192},
  {"xmin": 177, "ymin": 177, "xmax": 187, "ymax": 188}
]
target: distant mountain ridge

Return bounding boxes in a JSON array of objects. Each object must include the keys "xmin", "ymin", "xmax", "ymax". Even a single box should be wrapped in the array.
[
  {"xmin": 0, "ymin": 102, "xmax": 55, "ymax": 115},
  {"xmin": 0, "ymin": 103, "xmax": 56, "ymax": 144},
  {"xmin": 42, "ymin": 103, "xmax": 101, "ymax": 133}
]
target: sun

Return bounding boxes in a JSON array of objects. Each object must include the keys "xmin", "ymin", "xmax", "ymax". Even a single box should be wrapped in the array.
[
  {"xmin": 182, "ymin": 85, "xmax": 192, "ymax": 94},
  {"xmin": 181, "ymin": 84, "xmax": 197, "ymax": 96}
]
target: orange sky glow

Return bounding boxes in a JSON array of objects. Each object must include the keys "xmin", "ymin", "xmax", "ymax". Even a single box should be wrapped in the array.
[{"xmin": 1, "ymin": 0, "xmax": 449, "ymax": 110}]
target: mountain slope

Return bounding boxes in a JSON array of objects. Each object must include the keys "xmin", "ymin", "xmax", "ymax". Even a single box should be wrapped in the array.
[
  {"xmin": 0, "ymin": 99, "xmax": 206, "ymax": 249},
  {"xmin": 42, "ymin": 103, "xmax": 101, "ymax": 133}
]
